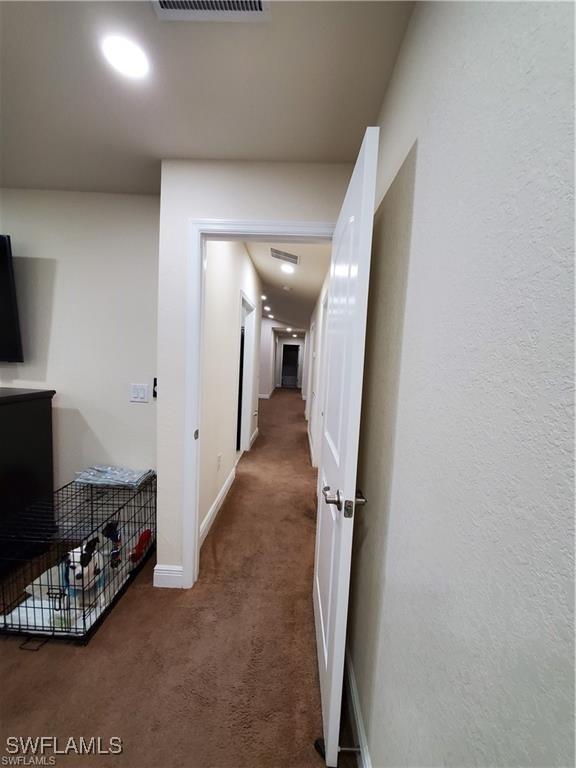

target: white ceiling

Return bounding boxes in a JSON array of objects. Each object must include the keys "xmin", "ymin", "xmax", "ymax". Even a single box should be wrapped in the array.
[
  {"xmin": 0, "ymin": 1, "xmax": 413, "ymax": 194},
  {"xmin": 245, "ymin": 240, "xmax": 331, "ymax": 328}
]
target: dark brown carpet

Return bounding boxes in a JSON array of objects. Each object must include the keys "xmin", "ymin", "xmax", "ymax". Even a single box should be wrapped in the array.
[{"xmin": 0, "ymin": 389, "xmax": 353, "ymax": 767}]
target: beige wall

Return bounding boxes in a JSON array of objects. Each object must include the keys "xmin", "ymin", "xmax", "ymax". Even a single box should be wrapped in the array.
[
  {"xmin": 348, "ymin": 4, "xmax": 574, "ymax": 767},
  {"xmin": 305, "ymin": 272, "xmax": 329, "ymax": 467},
  {"xmin": 0, "ymin": 188, "xmax": 159, "ymax": 487},
  {"xmin": 156, "ymin": 160, "xmax": 351, "ymax": 568},
  {"xmin": 199, "ymin": 240, "xmax": 260, "ymax": 526},
  {"xmin": 259, "ymin": 317, "xmax": 291, "ymax": 398}
]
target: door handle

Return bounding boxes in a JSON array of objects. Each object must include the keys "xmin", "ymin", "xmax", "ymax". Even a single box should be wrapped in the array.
[{"xmin": 322, "ymin": 486, "xmax": 342, "ymax": 512}]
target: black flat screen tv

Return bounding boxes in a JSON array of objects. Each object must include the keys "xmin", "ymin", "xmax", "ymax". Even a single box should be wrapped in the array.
[{"xmin": 0, "ymin": 235, "xmax": 23, "ymax": 362}]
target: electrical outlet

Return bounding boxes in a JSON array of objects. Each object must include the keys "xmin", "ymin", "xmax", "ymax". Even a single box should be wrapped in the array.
[{"xmin": 130, "ymin": 383, "xmax": 149, "ymax": 403}]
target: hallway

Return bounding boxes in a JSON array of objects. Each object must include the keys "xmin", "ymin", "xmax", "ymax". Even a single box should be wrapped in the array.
[
  {"xmin": 195, "ymin": 387, "xmax": 324, "ymax": 765},
  {"xmin": 0, "ymin": 389, "xmax": 326, "ymax": 768}
]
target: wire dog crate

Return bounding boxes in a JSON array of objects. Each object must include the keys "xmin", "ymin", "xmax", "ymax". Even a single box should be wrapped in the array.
[{"xmin": 0, "ymin": 475, "xmax": 156, "ymax": 642}]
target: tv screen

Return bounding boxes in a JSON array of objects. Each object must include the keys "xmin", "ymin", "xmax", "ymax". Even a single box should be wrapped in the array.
[{"xmin": 0, "ymin": 235, "xmax": 23, "ymax": 362}]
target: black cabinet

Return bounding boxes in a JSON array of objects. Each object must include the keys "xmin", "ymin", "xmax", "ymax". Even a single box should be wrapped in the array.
[{"xmin": 0, "ymin": 388, "xmax": 55, "ymax": 578}]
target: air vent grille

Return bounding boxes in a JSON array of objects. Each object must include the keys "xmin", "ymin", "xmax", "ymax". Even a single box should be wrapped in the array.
[
  {"xmin": 153, "ymin": 0, "xmax": 270, "ymax": 21},
  {"xmin": 271, "ymin": 248, "xmax": 299, "ymax": 265}
]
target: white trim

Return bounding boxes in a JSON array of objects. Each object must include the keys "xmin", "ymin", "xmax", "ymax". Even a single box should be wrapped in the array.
[
  {"xmin": 200, "ymin": 467, "xmax": 236, "ymax": 546},
  {"xmin": 345, "ymin": 650, "xmax": 373, "ymax": 768},
  {"xmin": 239, "ymin": 290, "xmax": 257, "ymax": 452},
  {"xmin": 307, "ymin": 426, "xmax": 315, "ymax": 466},
  {"xmin": 250, "ymin": 427, "xmax": 259, "ymax": 447},
  {"xmin": 153, "ymin": 564, "xmax": 185, "ymax": 589},
  {"xmin": 258, "ymin": 393, "xmax": 271, "ymax": 399},
  {"xmin": 178, "ymin": 219, "xmax": 334, "ymax": 590}
]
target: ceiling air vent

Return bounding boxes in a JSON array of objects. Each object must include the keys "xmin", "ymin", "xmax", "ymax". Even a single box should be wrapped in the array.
[
  {"xmin": 270, "ymin": 248, "xmax": 299, "ymax": 266},
  {"xmin": 152, "ymin": 0, "xmax": 270, "ymax": 22}
]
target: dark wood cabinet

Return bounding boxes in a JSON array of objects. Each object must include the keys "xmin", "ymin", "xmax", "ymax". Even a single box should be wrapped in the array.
[{"xmin": 0, "ymin": 388, "xmax": 56, "ymax": 578}]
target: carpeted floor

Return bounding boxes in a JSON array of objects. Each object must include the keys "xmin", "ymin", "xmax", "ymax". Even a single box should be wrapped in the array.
[{"xmin": 0, "ymin": 389, "xmax": 354, "ymax": 767}]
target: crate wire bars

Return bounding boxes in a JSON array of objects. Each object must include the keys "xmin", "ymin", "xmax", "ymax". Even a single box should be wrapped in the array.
[{"xmin": 0, "ymin": 475, "xmax": 156, "ymax": 642}]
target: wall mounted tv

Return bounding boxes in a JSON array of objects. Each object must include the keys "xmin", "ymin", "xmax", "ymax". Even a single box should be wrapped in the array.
[{"xmin": 0, "ymin": 235, "xmax": 23, "ymax": 362}]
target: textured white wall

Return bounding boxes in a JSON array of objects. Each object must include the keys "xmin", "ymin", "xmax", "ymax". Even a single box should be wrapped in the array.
[
  {"xmin": 0, "ymin": 189, "xmax": 159, "ymax": 487},
  {"xmin": 306, "ymin": 273, "xmax": 329, "ymax": 466},
  {"xmin": 157, "ymin": 161, "xmax": 351, "ymax": 567},
  {"xmin": 347, "ymin": 3, "xmax": 574, "ymax": 767},
  {"xmin": 258, "ymin": 317, "xmax": 291, "ymax": 398},
  {"xmin": 199, "ymin": 240, "xmax": 260, "ymax": 526}
]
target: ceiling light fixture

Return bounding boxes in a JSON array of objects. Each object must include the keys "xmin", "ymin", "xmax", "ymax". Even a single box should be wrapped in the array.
[
  {"xmin": 292, "ymin": 334, "xmax": 297, "ymax": 338},
  {"xmin": 264, "ymin": 305, "xmax": 271, "ymax": 312},
  {"xmin": 281, "ymin": 264, "xmax": 294, "ymax": 274},
  {"xmin": 286, "ymin": 327, "xmax": 292, "ymax": 332},
  {"xmin": 268, "ymin": 314, "xmax": 274, "ymax": 319},
  {"xmin": 261, "ymin": 294, "xmax": 267, "ymax": 300},
  {"xmin": 101, "ymin": 35, "xmax": 150, "ymax": 79}
]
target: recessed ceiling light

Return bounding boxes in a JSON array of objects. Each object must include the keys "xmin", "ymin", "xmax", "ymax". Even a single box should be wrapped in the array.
[
  {"xmin": 264, "ymin": 305, "xmax": 271, "ymax": 311},
  {"xmin": 282, "ymin": 285, "xmax": 291, "ymax": 292},
  {"xmin": 286, "ymin": 327, "xmax": 292, "ymax": 332},
  {"xmin": 281, "ymin": 264, "xmax": 294, "ymax": 274},
  {"xmin": 268, "ymin": 314, "xmax": 274, "ymax": 319},
  {"xmin": 292, "ymin": 334, "xmax": 297, "ymax": 338},
  {"xmin": 101, "ymin": 35, "xmax": 150, "ymax": 79},
  {"xmin": 261, "ymin": 294, "xmax": 267, "ymax": 300}
]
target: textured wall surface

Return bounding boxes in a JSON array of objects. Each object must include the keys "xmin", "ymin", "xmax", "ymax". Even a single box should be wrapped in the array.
[
  {"xmin": 259, "ymin": 317, "xmax": 292, "ymax": 398},
  {"xmin": 200, "ymin": 240, "xmax": 260, "ymax": 526},
  {"xmin": 157, "ymin": 161, "xmax": 351, "ymax": 567},
  {"xmin": 348, "ymin": 3, "xmax": 574, "ymax": 766},
  {"xmin": 0, "ymin": 189, "xmax": 159, "ymax": 486}
]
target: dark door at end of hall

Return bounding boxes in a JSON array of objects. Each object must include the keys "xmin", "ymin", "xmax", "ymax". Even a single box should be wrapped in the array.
[{"xmin": 281, "ymin": 344, "xmax": 299, "ymax": 388}]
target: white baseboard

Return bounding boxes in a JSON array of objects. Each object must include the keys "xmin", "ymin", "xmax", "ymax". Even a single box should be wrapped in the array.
[
  {"xmin": 258, "ymin": 393, "xmax": 271, "ymax": 399},
  {"xmin": 153, "ymin": 564, "xmax": 185, "ymax": 589},
  {"xmin": 200, "ymin": 466, "xmax": 236, "ymax": 546},
  {"xmin": 307, "ymin": 426, "xmax": 316, "ymax": 467},
  {"xmin": 250, "ymin": 427, "xmax": 259, "ymax": 447},
  {"xmin": 346, "ymin": 650, "xmax": 373, "ymax": 768}
]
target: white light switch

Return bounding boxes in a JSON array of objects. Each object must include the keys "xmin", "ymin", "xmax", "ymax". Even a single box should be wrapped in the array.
[{"xmin": 130, "ymin": 383, "xmax": 149, "ymax": 403}]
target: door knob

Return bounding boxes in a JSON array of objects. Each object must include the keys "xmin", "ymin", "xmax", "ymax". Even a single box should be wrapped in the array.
[{"xmin": 322, "ymin": 486, "xmax": 342, "ymax": 512}]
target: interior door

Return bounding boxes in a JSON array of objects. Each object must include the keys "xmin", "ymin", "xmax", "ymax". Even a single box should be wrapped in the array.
[{"xmin": 313, "ymin": 126, "xmax": 379, "ymax": 767}]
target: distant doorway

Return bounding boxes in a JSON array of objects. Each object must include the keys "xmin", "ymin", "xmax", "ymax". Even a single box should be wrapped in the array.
[
  {"xmin": 281, "ymin": 344, "xmax": 299, "ymax": 388},
  {"xmin": 236, "ymin": 326, "xmax": 245, "ymax": 450}
]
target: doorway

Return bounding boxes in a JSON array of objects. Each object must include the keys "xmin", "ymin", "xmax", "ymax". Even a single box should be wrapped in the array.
[
  {"xmin": 167, "ymin": 220, "xmax": 334, "ymax": 589},
  {"xmin": 281, "ymin": 344, "xmax": 299, "ymax": 388},
  {"xmin": 236, "ymin": 327, "xmax": 245, "ymax": 450},
  {"xmin": 238, "ymin": 293, "xmax": 256, "ymax": 453},
  {"xmin": 155, "ymin": 127, "xmax": 378, "ymax": 768}
]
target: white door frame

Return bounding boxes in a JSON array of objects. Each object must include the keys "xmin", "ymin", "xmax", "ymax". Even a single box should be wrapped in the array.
[
  {"xmin": 313, "ymin": 293, "xmax": 329, "ymax": 472},
  {"xmin": 239, "ymin": 291, "xmax": 257, "ymax": 452},
  {"xmin": 181, "ymin": 220, "xmax": 334, "ymax": 587},
  {"xmin": 276, "ymin": 336, "xmax": 304, "ymax": 388}
]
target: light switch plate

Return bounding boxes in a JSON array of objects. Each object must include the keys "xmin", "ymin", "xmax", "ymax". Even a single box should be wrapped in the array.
[{"xmin": 130, "ymin": 383, "xmax": 149, "ymax": 403}]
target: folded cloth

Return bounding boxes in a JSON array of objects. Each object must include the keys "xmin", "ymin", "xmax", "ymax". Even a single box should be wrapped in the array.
[{"xmin": 75, "ymin": 465, "xmax": 155, "ymax": 489}]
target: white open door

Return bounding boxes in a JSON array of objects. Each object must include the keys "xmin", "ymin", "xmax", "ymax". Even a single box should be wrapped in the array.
[{"xmin": 313, "ymin": 126, "xmax": 379, "ymax": 767}]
